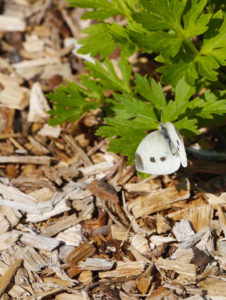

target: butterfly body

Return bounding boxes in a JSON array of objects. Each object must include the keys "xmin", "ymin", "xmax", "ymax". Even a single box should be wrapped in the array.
[{"xmin": 135, "ymin": 122, "xmax": 187, "ymax": 175}]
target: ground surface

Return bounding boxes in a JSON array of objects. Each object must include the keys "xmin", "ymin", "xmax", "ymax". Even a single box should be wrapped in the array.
[{"xmin": 0, "ymin": 1, "xmax": 225, "ymax": 299}]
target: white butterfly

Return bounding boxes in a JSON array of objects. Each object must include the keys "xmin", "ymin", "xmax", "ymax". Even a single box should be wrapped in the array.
[{"xmin": 135, "ymin": 122, "xmax": 187, "ymax": 175}]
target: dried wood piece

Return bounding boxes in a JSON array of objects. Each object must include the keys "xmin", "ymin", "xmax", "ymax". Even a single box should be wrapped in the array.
[
  {"xmin": 0, "ymin": 206, "xmax": 21, "ymax": 227},
  {"xmin": 26, "ymin": 198, "xmax": 71, "ymax": 222},
  {"xmin": 78, "ymin": 270, "xmax": 92, "ymax": 284},
  {"xmin": 12, "ymin": 57, "xmax": 60, "ymax": 80},
  {"xmin": 66, "ymin": 243, "xmax": 96, "ymax": 265},
  {"xmin": 204, "ymin": 192, "xmax": 226, "ymax": 206},
  {"xmin": 0, "ymin": 85, "xmax": 29, "ymax": 110},
  {"xmin": 87, "ymin": 180, "xmax": 119, "ymax": 203},
  {"xmin": 172, "ymin": 219, "xmax": 195, "ymax": 242},
  {"xmin": 0, "ymin": 182, "xmax": 36, "ymax": 203},
  {"xmin": 63, "ymin": 135, "xmax": 93, "ymax": 167},
  {"xmin": 136, "ymin": 264, "xmax": 153, "ymax": 294},
  {"xmin": 131, "ymin": 233, "xmax": 150, "ymax": 255},
  {"xmin": 8, "ymin": 284, "xmax": 29, "ymax": 298},
  {"xmin": 0, "ymin": 231, "xmax": 20, "ymax": 251},
  {"xmin": 0, "ymin": 259, "xmax": 22, "ymax": 297},
  {"xmin": 0, "ymin": 215, "xmax": 10, "ymax": 233},
  {"xmin": 99, "ymin": 261, "xmax": 146, "ymax": 279},
  {"xmin": 27, "ymin": 82, "xmax": 50, "ymax": 122},
  {"xmin": 78, "ymin": 258, "xmax": 114, "ymax": 271},
  {"xmin": 20, "ymin": 232, "xmax": 60, "ymax": 251},
  {"xmin": 0, "ymin": 155, "xmax": 51, "ymax": 164},
  {"xmin": 187, "ymin": 203, "xmax": 213, "ymax": 232},
  {"xmin": 170, "ymin": 248, "xmax": 194, "ymax": 263},
  {"xmin": 23, "ymin": 35, "xmax": 44, "ymax": 53},
  {"xmin": 155, "ymin": 257, "xmax": 196, "ymax": 277},
  {"xmin": 146, "ymin": 286, "xmax": 173, "ymax": 300},
  {"xmin": 111, "ymin": 224, "xmax": 128, "ymax": 241},
  {"xmin": 127, "ymin": 178, "xmax": 190, "ymax": 217},
  {"xmin": 56, "ymin": 225, "xmax": 82, "ymax": 246},
  {"xmin": 78, "ymin": 161, "xmax": 114, "ymax": 176},
  {"xmin": 38, "ymin": 124, "xmax": 61, "ymax": 138},
  {"xmin": 218, "ymin": 239, "xmax": 226, "ymax": 256},
  {"xmin": 42, "ymin": 214, "xmax": 80, "ymax": 237},
  {"xmin": 199, "ymin": 277, "xmax": 226, "ymax": 297},
  {"xmin": 17, "ymin": 246, "xmax": 47, "ymax": 272},
  {"xmin": 156, "ymin": 213, "xmax": 171, "ymax": 234},
  {"xmin": 87, "ymin": 180, "xmax": 129, "ymax": 227},
  {"xmin": 0, "ymin": 16, "xmax": 25, "ymax": 31},
  {"xmin": 179, "ymin": 226, "xmax": 211, "ymax": 248}
]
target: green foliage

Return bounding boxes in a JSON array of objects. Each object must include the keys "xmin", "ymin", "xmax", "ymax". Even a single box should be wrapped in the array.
[
  {"xmin": 48, "ymin": 81, "xmax": 101, "ymax": 125},
  {"xmin": 48, "ymin": 0, "xmax": 226, "ymax": 170},
  {"xmin": 69, "ymin": 0, "xmax": 226, "ymax": 87}
]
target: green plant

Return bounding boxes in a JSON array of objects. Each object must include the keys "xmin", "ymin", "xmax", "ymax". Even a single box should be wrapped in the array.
[{"xmin": 48, "ymin": 0, "xmax": 226, "ymax": 169}]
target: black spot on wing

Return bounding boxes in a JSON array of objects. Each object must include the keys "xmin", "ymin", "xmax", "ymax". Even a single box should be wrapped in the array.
[
  {"xmin": 135, "ymin": 153, "xmax": 144, "ymax": 170},
  {"xmin": 150, "ymin": 157, "xmax": 156, "ymax": 163},
  {"xmin": 177, "ymin": 139, "xmax": 180, "ymax": 145},
  {"xmin": 160, "ymin": 156, "xmax": 166, "ymax": 161}
]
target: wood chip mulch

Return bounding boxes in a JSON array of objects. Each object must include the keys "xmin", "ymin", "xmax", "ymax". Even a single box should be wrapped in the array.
[{"xmin": 0, "ymin": 1, "xmax": 225, "ymax": 299}]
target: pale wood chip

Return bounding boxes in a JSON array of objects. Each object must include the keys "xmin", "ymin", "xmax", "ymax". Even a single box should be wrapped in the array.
[
  {"xmin": 170, "ymin": 248, "xmax": 194, "ymax": 263},
  {"xmin": 78, "ymin": 258, "xmax": 114, "ymax": 271},
  {"xmin": 179, "ymin": 227, "xmax": 211, "ymax": 248},
  {"xmin": 187, "ymin": 203, "xmax": 213, "ymax": 232},
  {"xmin": 0, "ymin": 155, "xmax": 51, "ymax": 164},
  {"xmin": 63, "ymin": 135, "xmax": 93, "ymax": 167},
  {"xmin": 204, "ymin": 192, "xmax": 226, "ymax": 206},
  {"xmin": 0, "ymin": 261, "xmax": 9, "ymax": 276},
  {"xmin": 128, "ymin": 178, "xmax": 190, "ymax": 217},
  {"xmin": 8, "ymin": 284, "xmax": 29, "ymax": 298},
  {"xmin": 111, "ymin": 224, "xmax": 128, "ymax": 241},
  {"xmin": 42, "ymin": 214, "xmax": 80, "ymax": 237},
  {"xmin": 0, "ymin": 231, "xmax": 20, "ymax": 251},
  {"xmin": 99, "ymin": 261, "xmax": 146, "ymax": 279},
  {"xmin": 199, "ymin": 277, "xmax": 226, "ymax": 297},
  {"xmin": 17, "ymin": 246, "xmax": 47, "ymax": 271},
  {"xmin": 78, "ymin": 161, "xmax": 114, "ymax": 176},
  {"xmin": 56, "ymin": 224, "xmax": 82, "ymax": 246},
  {"xmin": 172, "ymin": 219, "xmax": 195, "ymax": 242},
  {"xmin": 0, "ymin": 215, "xmax": 10, "ymax": 233},
  {"xmin": 20, "ymin": 232, "xmax": 60, "ymax": 251},
  {"xmin": 156, "ymin": 213, "xmax": 171, "ymax": 234},
  {"xmin": 26, "ymin": 198, "xmax": 71, "ymax": 222},
  {"xmin": 56, "ymin": 292, "xmax": 88, "ymax": 300},
  {"xmin": 38, "ymin": 124, "xmax": 61, "ymax": 138},
  {"xmin": 218, "ymin": 239, "xmax": 226, "ymax": 256},
  {"xmin": 155, "ymin": 257, "xmax": 196, "ymax": 277},
  {"xmin": 0, "ymin": 85, "xmax": 29, "ymax": 110},
  {"xmin": 146, "ymin": 287, "xmax": 173, "ymax": 300},
  {"xmin": 131, "ymin": 233, "xmax": 150, "ymax": 255},
  {"xmin": 0, "ymin": 259, "xmax": 22, "ymax": 297},
  {"xmin": 27, "ymin": 82, "xmax": 50, "ymax": 122},
  {"xmin": 0, "ymin": 16, "xmax": 25, "ymax": 31}
]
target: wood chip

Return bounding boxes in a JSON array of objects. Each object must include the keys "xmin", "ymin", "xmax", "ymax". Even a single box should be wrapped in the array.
[
  {"xmin": 99, "ymin": 261, "xmax": 146, "ymax": 279},
  {"xmin": 0, "ymin": 16, "xmax": 25, "ymax": 31},
  {"xmin": 0, "ymin": 259, "xmax": 22, "ymax": 297},
  {"xmin": 20, "ymin": 232, "xmax": 60, "ymax": 251},
  {"xmin": 28, "ymin": 82, "xmax": 50, "ymax": 122},
  {"xmin": 0, "ymin": 156, "xmax": 51, "ymax": 164},
  {"xmin": 155, "ymin": 257, "xmax": 196, "ymax": 277},
  {"xmin": 78, "ymin": 258, "xmax": 114, "ymax": 271}
]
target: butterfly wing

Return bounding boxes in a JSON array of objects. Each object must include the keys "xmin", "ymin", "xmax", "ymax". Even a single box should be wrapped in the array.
[
  {"xmin": 165, "ymin": 122, "xmax": 187, "ymax": 167},
  {"xmin": 135, "ymin": 129, "xmax": 181, "ymax": 175}
]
